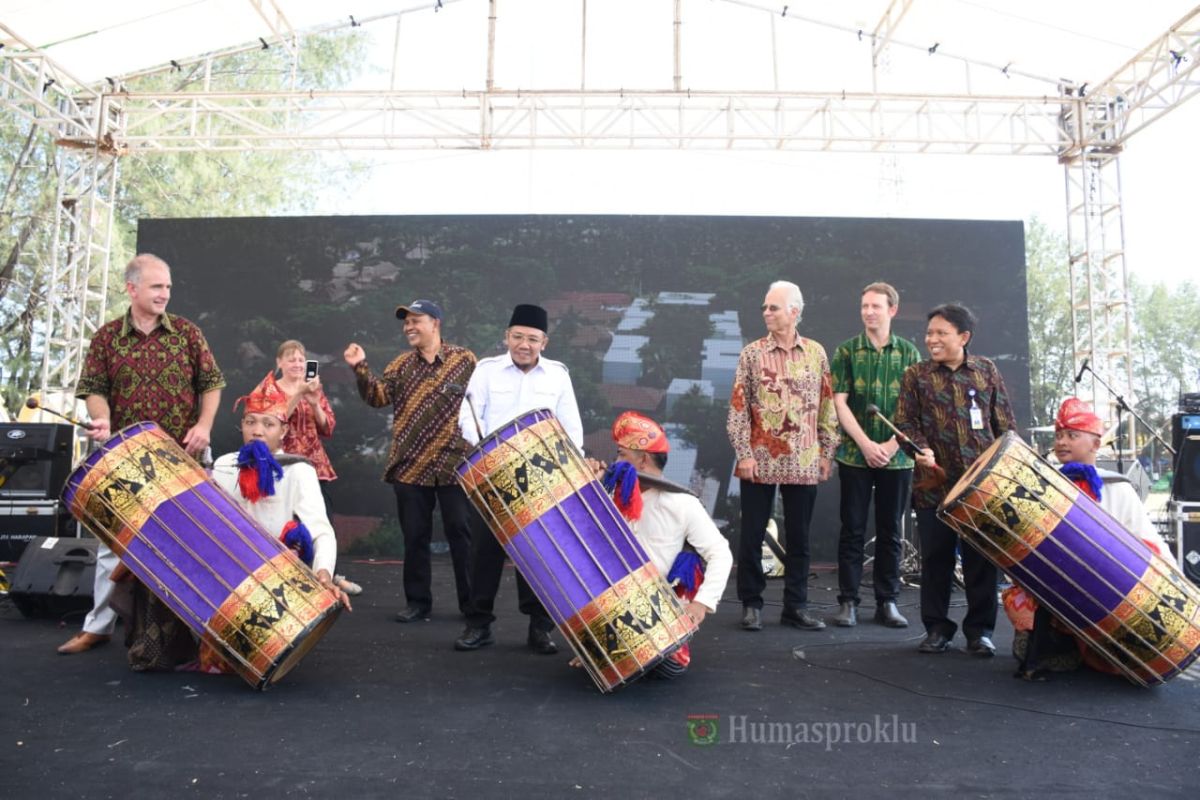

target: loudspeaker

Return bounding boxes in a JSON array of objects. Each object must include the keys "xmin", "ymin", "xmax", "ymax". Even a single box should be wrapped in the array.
[
  {"xmin": 1181, "ymin": 520, "xmax": 1200, "ymax": 587},
  {"xmin": 8, "ymin": 535, "xmax": 97, "ymax": 618},
  {"xmin": 1171, "ymin": 414, "xmax": 1200, "ymax": 502},
  {"xmin": 0, "ymin": 499, "xmax": 77, "ymax": 562},
  {"xmin": 0, "ymin": 422, "xmax": 75, "ymax": 500}
]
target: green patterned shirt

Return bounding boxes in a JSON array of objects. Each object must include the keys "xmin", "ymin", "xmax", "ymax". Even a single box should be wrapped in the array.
[{"xmin": 831, "ymin": 331, "xmax": 921, "ymax": 470}]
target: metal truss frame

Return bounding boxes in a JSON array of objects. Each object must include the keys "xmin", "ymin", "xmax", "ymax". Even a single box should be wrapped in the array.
[{"xmin": 1, "ymin": 4, "xmax": 1199, "ymax": 418}]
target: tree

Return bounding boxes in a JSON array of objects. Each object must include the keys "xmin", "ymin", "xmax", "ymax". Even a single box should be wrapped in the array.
[
  {"xmin": 0, "ymin": 30, "xmax": 369, "ymax": 410},
  {"xmin": 1024, "ymin": 217, "xmax": 1073, "ymax": 426},
  {"xmin": 1130, "ymin": 277, "xmax": 1200, "ymax": 434}
]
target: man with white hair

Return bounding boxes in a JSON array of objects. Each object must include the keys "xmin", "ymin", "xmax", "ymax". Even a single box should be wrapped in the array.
[{"xmin": 727, "ymin": 280, "xmax": 839, "ymax": 632}]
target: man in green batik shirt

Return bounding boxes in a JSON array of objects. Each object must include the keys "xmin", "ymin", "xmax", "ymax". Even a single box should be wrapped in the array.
[{"xmin": 829, "ymin": 282, "xmax": 920, "ymax": 629}]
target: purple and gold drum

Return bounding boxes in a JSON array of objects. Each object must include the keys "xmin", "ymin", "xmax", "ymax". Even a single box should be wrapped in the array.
[
  {"xmin": 456, "ymin": 409, "xmax": 696, "ymax": 692},
  {"xmin": 62, "ymin": 422, "xmax": 341, "ymax": 690},
  {"xmin": 938, "ymin": 431, "xmax": 1200, "ymax": 686}
]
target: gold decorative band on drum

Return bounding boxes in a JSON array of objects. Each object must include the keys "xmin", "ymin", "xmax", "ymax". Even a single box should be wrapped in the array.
[
  {"xmin": 61, "ymin": 422, "xmax": 342, "ymax": 689},
  {"xmin": 938, "ymin": 431, "xmax": 1200, "ymax": 686},
  {"xmin": 457, "ymin": 409, "xmax": 697, "ymax": 692}
]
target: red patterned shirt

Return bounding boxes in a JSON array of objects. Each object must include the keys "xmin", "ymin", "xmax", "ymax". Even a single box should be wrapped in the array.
[
  {"xmin": 251, "ymin": 371, "xmax": 338, "ymax": 481},
  {"xmin": 76, "ymin": 311, "xmax": 226, "ymax": 443},
  {"xmin": 353, "ymin": 343, "xmax": 477, "ymax": 486},
  {"xmin": 726, "ymin": 334, "xmax": 839, "ymax": 485}
]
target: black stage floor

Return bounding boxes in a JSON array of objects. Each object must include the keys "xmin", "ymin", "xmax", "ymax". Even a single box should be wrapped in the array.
[{"xmin": 3, "ymin": 558, "xmax": 1199, "ymax": 799}]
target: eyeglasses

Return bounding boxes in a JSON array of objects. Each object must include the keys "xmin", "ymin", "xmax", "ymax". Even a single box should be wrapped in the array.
[
  {"xmin": 508, "ymin": 332, "xmax": 545, "ymax": 346},
  {"xmin": 761, "ymin": 304, "xmax": 784, "ymax": 312}
]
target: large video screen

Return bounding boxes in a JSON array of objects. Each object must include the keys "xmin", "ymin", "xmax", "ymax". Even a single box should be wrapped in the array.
[{"xmin": 140, "ymin": 214, "xmax": 1029, "ymax": 559}]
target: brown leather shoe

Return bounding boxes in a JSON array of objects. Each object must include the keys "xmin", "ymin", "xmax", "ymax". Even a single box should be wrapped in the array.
[{"xmin": 57, "ymin": 632, "xmax": 111, "ymax": 655}]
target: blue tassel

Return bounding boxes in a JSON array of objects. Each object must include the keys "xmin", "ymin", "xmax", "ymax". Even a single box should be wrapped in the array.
[
  {"xmin": 1060, "ymin": 461, "xmax": 1103, "ymax": 501},
  {"xmin": 280, "ymin": 518, "xmax": 315, "ymax": 567},
  {"xmin": 667, "ymin": 551, "xmax": 706, "ymax": 592},
  {"xmin": 603, "ymin": 461, "xmax": 638, "ymax": 507},
  {"xmin": 236, "ymin": 440, "xmax": 284, "ymax": 500}
]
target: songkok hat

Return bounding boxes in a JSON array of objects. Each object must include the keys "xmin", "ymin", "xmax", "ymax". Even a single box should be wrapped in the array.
[
  {"xmin": 235, "ymin": 373, "xmax": 289, "ymax": 421},
  {"xmin": 611, "ymin": 411, "xmax": 670, "ymax": 454},
  {"xmin": 1055, "ymin": 397, "xmax": 1104, "ymax": 437},
  {"xmin": 395, "ymin": 299, "xmax": 443, "ymax": 321},
  {"xmin": 508, "ymin": 303, "xmax": 548, "ymax": 333}
]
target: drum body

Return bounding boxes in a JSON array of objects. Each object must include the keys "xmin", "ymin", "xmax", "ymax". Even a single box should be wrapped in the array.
[
  {"xmin": 62, "ymin": 423, "xmax": 341, "ymax": 689},
  {"xmin": 457, "ymin": 409, "xmax": 696, "ymax": 692},
  {"xmin": 938, "ymin": 431, "xmax": 1200, "ymax": 686}
]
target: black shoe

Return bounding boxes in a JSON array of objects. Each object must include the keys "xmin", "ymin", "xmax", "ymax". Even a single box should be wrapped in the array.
[
  {"xmin": 527, "ymin": 626, "xmax": 558, "ymax": 655},
  {"xmin": 741, "ymin": 606, "xmax": 763, "ymax": 631},
  {"xmin": 454, "ymin": 625, "xmax": 495, "ymax": 651},
  {"xmin": 780, "ymin": 609, "xmax": 827, "ymax": 631},
  {"xmin": 917, "ymin": 631, "xmax": 951, "ymax": 654},
  {"xmin": 395, "ymin": 606, "xmax": 431, "ymax": 623},
  {"xmin": 873, "ymin": 601, "xmax": 909, "ymax": 628},
  {"xmin": 830, "ymin": 602, "xmax": 857, "ymax": 627},
  {"xmin": 967, "ymin": 636, "xmax": 996, "ymax": 658}
]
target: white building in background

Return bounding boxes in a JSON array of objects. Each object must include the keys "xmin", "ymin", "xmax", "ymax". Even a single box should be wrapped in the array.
[
  {"xmin": 702, "ymin": 337, "xmax": 742, "ymax": 401},
  {"xmin": 616, "ymin": 297, "xmax": 654, "ymax": 332},
  {"xmin": 662, "ymin": 423, "xmax": 698, "ymax": 491},
  {"xmin": 709, "ymin": 310, "xmax": 741, "ymax": 340},
  {"xmin": 655, "ymin": 291, "xmax": 715, "ymax": 306},
  {"xmin": 665, "ymin": 378, "xmax": 714, "ymax": 415},
  {"xmin": 602, "ymin": 334, "xmax": 649, "ymax": 385}
]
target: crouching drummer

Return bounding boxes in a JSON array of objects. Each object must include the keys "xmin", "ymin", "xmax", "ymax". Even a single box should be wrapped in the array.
[
  {"xmin": 1003, "ymin": 397, "xmax": 1166, "ymax": 680},
  {"xmin": 583, "ymin": 411, "xmax": 733, "ymax": 679},
  {"xmin": 212, "ymin": 380, "xmax": 353, "ymax": 613}
]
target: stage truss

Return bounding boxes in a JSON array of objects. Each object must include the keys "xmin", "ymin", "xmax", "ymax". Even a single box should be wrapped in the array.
[{"xmin": 2, "ymin": 2, "xmax": 1199, "ymax": 431}]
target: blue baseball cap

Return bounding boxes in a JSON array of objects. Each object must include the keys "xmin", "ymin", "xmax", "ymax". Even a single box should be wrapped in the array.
[{"xmin": 395, "ymin": 299, "xmax": 443, "ymax": 321}]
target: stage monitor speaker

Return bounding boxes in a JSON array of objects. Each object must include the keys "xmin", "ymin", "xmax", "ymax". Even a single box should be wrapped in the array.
[
  {"xmin": 1181, "ymin": 519, "xmax": 1200, "ymax": 587},
  {"xmin": 1171, "ymin": 414, "xmax": 1200, "ymax": 502},
  {"xmin": 0, "ymin": 422, "xmax": 75, "ymax": 500},
  {"xmin": 7, "ymin": 535, "xmax": 98, "ymax": 618},
  {"xmin": 0, "ymin": 499, "xmax": 77, "ymax": 562}
]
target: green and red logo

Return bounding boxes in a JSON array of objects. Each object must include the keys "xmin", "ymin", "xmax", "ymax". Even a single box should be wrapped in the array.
[{"xmin": 687, "ymin": 714, "xmax": 720, "ymax": 746}]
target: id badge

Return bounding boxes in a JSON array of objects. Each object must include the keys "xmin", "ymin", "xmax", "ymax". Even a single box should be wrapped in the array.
[{"xmin": 969, "ymin": 405, "xmax": 984, "ymax": 430}]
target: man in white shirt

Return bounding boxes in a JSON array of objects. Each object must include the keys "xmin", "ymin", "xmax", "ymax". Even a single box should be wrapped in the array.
[
  {"xmin": 211, "ymin": 379, "xmax": 351, "ymax": 610},
  {"xmin": 454, "ymin": 304, "xmax": 583, "ymax": 655},
  {"xmin": 599, "ymin": 411, "xmax": 733, "ymax": 679}
]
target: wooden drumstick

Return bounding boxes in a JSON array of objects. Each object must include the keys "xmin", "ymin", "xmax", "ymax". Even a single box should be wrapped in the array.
[
  {"xmin": 865, "ymin": 403, "xmax": 947, "ymax": 485},
  {"xmin": 25, "ymin": 397, "xmax": 95, "ymax": 430}
]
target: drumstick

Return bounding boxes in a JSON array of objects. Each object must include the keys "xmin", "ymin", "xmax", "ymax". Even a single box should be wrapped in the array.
[
  {"xmin": 441, "ymin": 383, "xmax": 483, "ymax": 442},
  {"xmin": 864, "ymin": 403, "xmax": 947, "ymax": 485},
  {"xmin": 25, "ymin": 397, "xmax": 95, "ymax": 430}
]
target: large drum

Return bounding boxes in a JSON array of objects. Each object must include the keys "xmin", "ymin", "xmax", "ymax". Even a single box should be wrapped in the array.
[
  {"xmin": 456, "ymin": 409, "xmax": 696, "ymax": 692},
  {"xmin": 938, "ymin": 431, "xmax": 1200, "ymax": 686},
  {"xmin": 62, "ymin": 422, "xmax": 342, "ymax": 689}
]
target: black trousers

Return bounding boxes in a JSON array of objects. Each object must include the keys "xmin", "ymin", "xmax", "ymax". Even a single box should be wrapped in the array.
[
  {"xmin": 737, "ymin": 481, "xmax": 817, "ymax": 612},
  {"xmin": 916, "ymin": 508, "xmax": 997, "ymax": 640},
  {"xmin": 392, "ymin": 482, "xmax": 474, "ymax": 613},
  {"xmin": 836, "ymin": 464, "xmax": 912, "ymax": 605},
  {"xmin": 463, "ymin": 518, "xmax": 553, "ymax": 631}
]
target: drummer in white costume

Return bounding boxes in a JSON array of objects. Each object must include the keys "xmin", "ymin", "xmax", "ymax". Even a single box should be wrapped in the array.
[
  {"xmin": 212, "ymin": 378, "xmax": 351, "ymax": 611},
  {"xmin": 1003, "ymin": 397, "xmax": 1164, "ymax": 679},
  {"xmin": 589, "ymin": 411, "xmax": 733, "ymax": 678}
]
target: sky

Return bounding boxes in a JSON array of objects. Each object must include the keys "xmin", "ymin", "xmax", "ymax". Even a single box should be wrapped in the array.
[{"xmin": 304, "ymin": 1, "xmax": 1197, "ymax": 289}]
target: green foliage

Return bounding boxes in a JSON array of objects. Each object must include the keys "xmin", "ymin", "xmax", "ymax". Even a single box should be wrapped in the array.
[
  {"xmin": 1024, "ymin": 217, "xmax": 1073, "ymax": 425},
  {"xmin": 1130, "ymin": 277, "xmax": 1200, "ymax": 431},
  {"xmin": 0, "ymin": 30, "xmax": 371, "ymax": 411},
  {"xmin": 636, "ymin": 301, "xmax": 714, "ymax": 389}
]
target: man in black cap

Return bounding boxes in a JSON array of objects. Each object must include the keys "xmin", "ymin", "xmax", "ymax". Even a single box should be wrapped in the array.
[
  {"xmin": 344, "ymin": 299, "xmax": 477, "ymax": 623},
  {"xmin": 453, "ymin": 303, "xmax": 584, "ymax": 654}
]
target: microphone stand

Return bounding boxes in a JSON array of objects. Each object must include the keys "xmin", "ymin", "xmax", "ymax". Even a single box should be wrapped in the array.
[{"xmin": 1079, "ymin": 363, "xmax": 1175, "ymax": 474}]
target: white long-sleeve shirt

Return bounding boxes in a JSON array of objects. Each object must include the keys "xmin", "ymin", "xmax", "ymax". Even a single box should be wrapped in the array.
[
  {"xmin": 1098, "ymin": 471, "xmax": 1168, "ymax": 556},
  {"xmin": 211, "ymin": 452, "xmax": 337, "ymax": 576},
  {"xmin": 459, "ymin": 352, "xmax": 584, "ymax": 448},
  {"xmin": 630, "ymin": 487, "xmax": 733, "ymax": 613}
]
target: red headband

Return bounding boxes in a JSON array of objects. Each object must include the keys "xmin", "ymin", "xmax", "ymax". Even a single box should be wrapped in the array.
[{"xmin": 612, "ymin": 411, "xmax": 669, "ymax": 454}]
